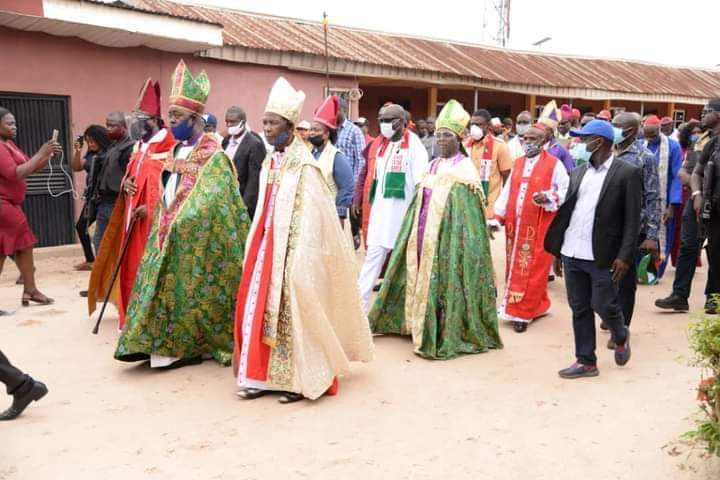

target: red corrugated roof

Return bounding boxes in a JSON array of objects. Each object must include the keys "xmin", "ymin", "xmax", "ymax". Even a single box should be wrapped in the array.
[{"xmin": 131, "ymin": 0, "xmax": 720, "ymax": 99}]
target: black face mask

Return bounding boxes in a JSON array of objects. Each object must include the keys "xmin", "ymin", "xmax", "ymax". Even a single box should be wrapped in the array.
[{"xmin": 308, "ymin": 135, "xmax": 325, "ymax": 148}]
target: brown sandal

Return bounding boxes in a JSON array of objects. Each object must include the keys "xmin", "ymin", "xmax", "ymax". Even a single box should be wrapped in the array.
[{"xmin": 21, "ymin": 290, "xmax": 54, "ymax": 307}]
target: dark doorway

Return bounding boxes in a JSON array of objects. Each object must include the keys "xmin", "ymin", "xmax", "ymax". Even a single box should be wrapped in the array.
[{"xmin": 0, "ymin": 93, "xmax": 74, "ymax": 247}]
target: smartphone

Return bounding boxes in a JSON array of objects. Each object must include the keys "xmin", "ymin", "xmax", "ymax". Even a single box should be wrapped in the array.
[
  {"xmin": 52, "ymin": 129, "xmax": 59, "ymax": 142},
  {"xmin": 76, "ymin": 135, "xmax": 84, "ymax": 147}
]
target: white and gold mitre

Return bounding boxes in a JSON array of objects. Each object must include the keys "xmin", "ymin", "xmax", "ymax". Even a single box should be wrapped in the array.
[{"xmin": 265, "ymin": 76, "xmax": 305, "ymax": 125}]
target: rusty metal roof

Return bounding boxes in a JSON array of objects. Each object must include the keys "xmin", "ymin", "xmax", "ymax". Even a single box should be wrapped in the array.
[{"xmin": 129, "ymin": 0, "xmax": 720, "ymax": 100}]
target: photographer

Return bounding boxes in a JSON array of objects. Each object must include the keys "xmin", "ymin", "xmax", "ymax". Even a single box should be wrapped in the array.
[
  {"xmin": 690, "ymin": 101, "xmax": 720, "ymax": 314},
  {"xmin": 71, "ymin": 125, "xmax": 110, "ymax": 271}
]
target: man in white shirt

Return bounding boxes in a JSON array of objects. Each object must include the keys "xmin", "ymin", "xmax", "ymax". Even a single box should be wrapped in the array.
[
  {"xmin": 545, "ymin": 120, "xmax": 642, "ymax": 379},
  {"xmin": 357, "ymin": 104, "xmax": 429, "ymax": 310}
]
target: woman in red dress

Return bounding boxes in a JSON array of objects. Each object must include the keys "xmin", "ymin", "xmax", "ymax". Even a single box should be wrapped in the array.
[{"xmin": 0, "ymin": 107, "xmax": 61, "ymax": 314}]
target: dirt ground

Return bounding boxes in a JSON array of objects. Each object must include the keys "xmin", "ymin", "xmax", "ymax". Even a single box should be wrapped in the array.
[{"xmin": 1, "ymin": 238, "xmax": 719, "ymax": 480}]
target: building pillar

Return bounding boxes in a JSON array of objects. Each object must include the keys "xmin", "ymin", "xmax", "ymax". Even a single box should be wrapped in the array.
[
  {"xmin": 525, "ymin": 94, "xmax": 536, "ymax": 117},
  {"xmin": 603, "ymin": 99, "xmax": 611, "ymax": 111},
  {"xmin": 667, "ymin": 102, "xmax": 675, "ymax": 118},
  {"xmin": 473, "ymin": 88, "xmax": 479, "ymax": 113},
  {"xmin": 427, "ymin": 87, "xmax": 438, "ymax": 118}
]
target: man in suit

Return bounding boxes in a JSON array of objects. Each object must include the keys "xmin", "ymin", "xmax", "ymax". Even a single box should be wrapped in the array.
[
  {"xmin": 545, "ymin": 119, "xmax": 642, "ymax": 379},
  {"xmin": 0, "ymin": 349, "xmax": 47, "ymax": 420},
  {"xmin": 223, "ymin": 106, "xmax": 267, "ymax": 218}
]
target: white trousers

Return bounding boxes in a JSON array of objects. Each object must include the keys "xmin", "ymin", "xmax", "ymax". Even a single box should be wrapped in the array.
[{"xmin": 358, "ymin": 244, "xmax": 391, "ymax": 311}]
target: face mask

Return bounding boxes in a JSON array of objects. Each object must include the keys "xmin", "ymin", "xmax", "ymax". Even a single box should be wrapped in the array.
[
  {"xmin": 612, "ymin": 127, "xmax": 625, "ymax": 145},
  {"xmin": 690, "ymin": 134, "xmax": 700, "ymax": 144},
  {"xmin": 524, "ymin": 143, "xmax": 541, "ymax": 158},
  {"xmin": 516, "ymin": 123, "xmax": 530, "ymax": 136},
  {"xmin": 227, "ymin": 121, "xmax": 245, "ymax": 137},
  {"xmin": 380, "ymin": 122, "xmax": 396, "ymax": 139},
  {"xmin": 470, "ymin": 125, "xmax": 485, "ymax": 141},
  {"xmin": 171, "ymin": 118, "xmax": 195, "ymax": 142},
  {"xmin": 308, "ymin": 135, "xmax": 325, "ymax": 148},
  {"xmin": 572, "ymin": 143, "xmax": 592, "ymax": 164},
  {"xmin": 269, "ymin": 130, "xmax": 290, "ymax": 147}
]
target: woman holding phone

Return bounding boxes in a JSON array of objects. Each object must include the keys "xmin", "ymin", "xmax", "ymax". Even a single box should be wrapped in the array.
[{"xmin": 0, "ymin": 107, "xmax": 61, "ymax": 313}]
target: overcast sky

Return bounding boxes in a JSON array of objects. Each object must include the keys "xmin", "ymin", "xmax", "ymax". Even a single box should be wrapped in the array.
[{"xmin": 183, "ymin": 0, "xmax": 719, "ymax": 69}]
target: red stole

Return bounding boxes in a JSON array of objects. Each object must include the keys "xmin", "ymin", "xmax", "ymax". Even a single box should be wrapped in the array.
[
  {"xmin": 117, "ymin": 131, "xmax": 176, "ymax": 329},
  {"xmin": 504, "ymin": 151, "xmax": 558, "ymax": 320},
  {"xmin": 361, "ymin": 130, "xmax": 410, "ymax": 245},
  {"xmin": 233, "ymin": 173, "xmax": 276, "ymax": 381}
]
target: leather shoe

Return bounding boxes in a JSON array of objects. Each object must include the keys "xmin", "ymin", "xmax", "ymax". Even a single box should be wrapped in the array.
[
  {"xmin": 278, "ymin": 392, "xmax": 304, "ymax": 404},
  {"xmin": 0, "ymin": 380, "xmax": 48, "ymax": 421},
  {"xmin": 655, "ymin": 294, "xmax": 689, "ymax": 312},
  {"xmin": 512, "ymin": 321, "xmax": 528, "ymax": 333},
  {"xmin": 705, "ymin": 298, "xmax": 718, "ymax": 315},
  {"xmin": 614, "ymin": 328, "xmax": 631, "ymax": 366},
  {"xmin": 558, "ymin": 362, "xmax": 599, "ymax": 379},
  {"xmin": 237, "ymin": 388, "xmax": 267, "ymax": 400}
]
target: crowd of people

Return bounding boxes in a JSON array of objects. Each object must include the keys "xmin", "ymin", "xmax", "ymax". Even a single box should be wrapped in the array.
[{"xmin": 1, "ymin": 58, "xmax": 719, "ymax": 418}]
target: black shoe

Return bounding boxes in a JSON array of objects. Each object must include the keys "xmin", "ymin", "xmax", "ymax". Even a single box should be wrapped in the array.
[
  {"xmin": 79, "ymin": 290, "xmax": 89, "ymax": 298},
  {"xmin": 237, "ymin": 388, "xmax": 267, "ymax": 400},
  {"xmin": 353, "ymin": 235, "xmax": 361, "ymax": 250},
  {"xmin": 655, "ymin": 294, "xmax": 689, "ymax": 312},
  {"xmin": 558, "ymin": 362, "xmax": 599, "ymax": 379},
  {"xmin": 278, "ymin": 392, "xmax": 304, "ymax": 404},
  {"xmin": 614, "ymin": 328, "xmax": 631, "ymax": 366},
  {"xmin": 512, "ymin": 321, "xmax": 528, "ymax": 333},
  {"xmin": 372, "ymin": 283, "xmax": 382, "ymax": 292},
  {"xmin": 548, "ymin": 274, "xmax": 555, "ymax": 282},
  {"xmin": 116, "ymin": 352, "xmax": 151, "ymax": 363},
  {"xmin": 599, "ymin": 321, "xmax": 609, "ymax": 331},
  {"xmin": 0, "ymin": 380, "xmax": 48, "ymax": 421},
  {"xmin": 705, "ymin": 298, "xmax": 718, "ymax": 315}
]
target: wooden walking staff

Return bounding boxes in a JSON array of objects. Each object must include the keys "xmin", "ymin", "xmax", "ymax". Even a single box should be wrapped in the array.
[{"xmin": 91, "ymin": 213, "xmax": 138, "ymax": 335}]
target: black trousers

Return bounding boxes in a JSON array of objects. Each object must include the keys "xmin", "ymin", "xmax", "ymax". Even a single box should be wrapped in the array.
[
  {"xmin": 617, "ymin": 234, "xmax": 645, "ymax": 327},
  {"xmin": 75, "ymin": 204, "xmax": 95, "ymax": 263},
  {"xmin": 706, "ymin": 213, "xmax": 720, "ymax": 297},
  {"xmin": 563, "ymin": 256, "xmax": 627, "ymax": 366},
  {"xmin": 672, "ymin": 201, "xmax": 702, "ymax": 300},
  {"xmin": 0, "ymin": 350, "xmax": 28, "ymax": 395}
]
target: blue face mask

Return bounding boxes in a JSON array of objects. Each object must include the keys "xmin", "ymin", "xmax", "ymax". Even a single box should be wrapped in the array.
[
  {"xmin": 171, "ymin": 118, "xmax": 195, "ymax": 141},
  {"xmin": 613, "ymin": 127, "xmax": 625, "ymax": 145},
  {"xmin": 690, "ymin": 134, "xmax": 700, "ymax": 145},
  {"xmin": 269, "ymin": 130, "xmax": 291, "ymax": 148}
]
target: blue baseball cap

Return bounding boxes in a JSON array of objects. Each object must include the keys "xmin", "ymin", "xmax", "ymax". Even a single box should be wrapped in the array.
[
  {"xmin": 569, "ymin": 119, "xmax": 614, "ymax": 142},
  {"xmin": 202, "ymin": 113, "xmax": 217, "ymax": 126}
]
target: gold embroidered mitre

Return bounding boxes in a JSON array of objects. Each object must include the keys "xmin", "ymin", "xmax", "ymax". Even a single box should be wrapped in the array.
[{"xmin": 265, "ymin": 76, "xmax": 305, "ymax": 125}]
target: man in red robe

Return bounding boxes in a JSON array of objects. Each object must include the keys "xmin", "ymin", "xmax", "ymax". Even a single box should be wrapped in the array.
[
  {"xmin": 87, "ymin": 79, "xmax": 175, "ymax": 329},
  {"xmin": 489, "ymin": 124, "xmax": 570, "ymax": 333}
]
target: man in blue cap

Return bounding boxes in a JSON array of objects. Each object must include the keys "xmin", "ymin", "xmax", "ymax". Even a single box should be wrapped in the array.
[{"xmin": 545, "ymin": 119, "xmax": 642, "ymax": 379}]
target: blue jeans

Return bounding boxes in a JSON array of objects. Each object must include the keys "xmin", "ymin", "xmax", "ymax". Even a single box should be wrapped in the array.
[
  {"xmin": 562, "ymin": 256, "xmax": 628, "ymax": 366},
  {"xmin": 93, "ymin": 201, "xmax": 114, "ymax": 252}
]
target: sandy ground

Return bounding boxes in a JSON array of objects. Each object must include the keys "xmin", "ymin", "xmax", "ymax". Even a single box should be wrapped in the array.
[{"xmin": 1, "ymin": 238, "xmax": 719, "ymax": 480}]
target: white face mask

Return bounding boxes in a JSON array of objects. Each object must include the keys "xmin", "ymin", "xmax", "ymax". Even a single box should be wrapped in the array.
[
  {"xmin": 470, "ymin": 125, "xmax": 485, "ymax": 141},
  {"xmin": 380, "ymin": 122, "xmax": 396, "ymax": 139},
  {"xmin": 227, "ymin": 121, "xmax": 245, "ymax": 137},
  {"xmin": 516, "ymin": 123, "xmax": 530, "ymax": 136}
]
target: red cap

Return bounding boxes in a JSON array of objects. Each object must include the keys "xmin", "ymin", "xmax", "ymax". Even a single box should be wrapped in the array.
[
  {"xmin": 135, "ymin": 78, "xmax": 161, "ymax": 118},
  {"xmin": 313, "ymin": 95, "xmax": 340, "ymax": 129},
  {"xmin": 560, "ymin": 104, "xmax": 573, "ymax": 122},
  {"xmin": 597, "ymin": 109, "xmax": 612, "ymax": 121},
  {"xmin": 645, "ymin": 115, "xmax": 661, "ymax": 126},
  {"xmin": 660, "ymin": 116, "xmax": 673, "ymax": 125},
  {"xmin": 572, "ymin": 108, "xmax": 581, "ymax": 119}
]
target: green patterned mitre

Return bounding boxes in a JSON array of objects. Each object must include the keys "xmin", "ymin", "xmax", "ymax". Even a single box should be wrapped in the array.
[
  {"xmin": 435, "ymin": 99, "xmax": 470, "ymax": 137},
  {"xmin": 169, "ymin": 59, "xmax": 210, "ymax": 114}
]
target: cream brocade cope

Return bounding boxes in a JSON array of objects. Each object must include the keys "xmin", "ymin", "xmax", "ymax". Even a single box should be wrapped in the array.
[
  {"xmin": 245, "ymin": 137, "xmax": 374, "ymax": 399},
  {"xmin": 404, "ymin": 156, "xmax": 484, "ymax": 351}
]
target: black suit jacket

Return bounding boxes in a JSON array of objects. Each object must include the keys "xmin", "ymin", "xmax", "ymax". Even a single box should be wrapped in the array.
[
  {"xmin": 223, "ymin": 131, "xmax": 267, "ymax": 218},
  {"xmin": 544, "ymin": 157, "xmax": 642, "ymax": 269}
]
